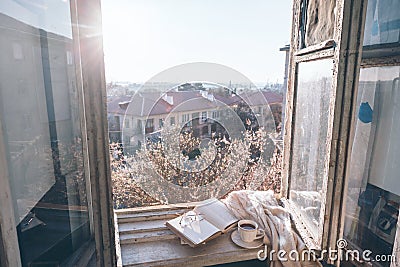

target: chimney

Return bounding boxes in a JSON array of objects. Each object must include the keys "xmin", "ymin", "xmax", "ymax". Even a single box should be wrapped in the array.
[
  {"xmin": 162, "ymin": 94, "xmax": 174, "ymax": 105},
  {"xmin": 201, "ymin": 91, "xmax": 214, "ymax": 102},
  {"xmin": 118, "ymin": 101, "xmax": 130, "ymax": 110}
]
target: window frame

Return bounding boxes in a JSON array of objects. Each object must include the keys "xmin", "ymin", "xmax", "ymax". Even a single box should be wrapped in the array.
[
  {"xmin": 282, "ymin": 0, "xmax": 368, "ymax": 255},
  {"xmin": 182, "ymin": 113, "xmax": 190, "ymax": 123},
  {"xmin": 212, "ymin": 110, "xmax": 219, "ymax": 119},
  {"xmin": 0, "ymin": 118, "xmax": 22, "ymax": 267},
  {"xmin": 201, "ymin": 111, "xmax": 207, "ymax": 123},
  {"xmin": 74, "ymin": 0, "xmax": 116, "ymax": 264},
  {"xmin": 0, "ymin": 0, "xmax": 116, "ymax": 265},
  {"xmin": 394, "ymin": 222, "xmax": 400, "ymax": 267},
  {"xmin": 146, "ymin": 118, "xmax": 154, "ymax": 128},
  {"xmin": 125, "ymin": 117, "xmax": 130, "ymax": 128}
]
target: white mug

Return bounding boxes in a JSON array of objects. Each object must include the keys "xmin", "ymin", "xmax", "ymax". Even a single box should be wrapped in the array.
[{"xmin": 238, "ymin": 219, "xmax": 265, "ymax": 243}]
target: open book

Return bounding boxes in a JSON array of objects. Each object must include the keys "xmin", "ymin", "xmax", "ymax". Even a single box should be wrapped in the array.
[{"xmin": 165, "ymin": 198, "xmax": 238, "ymax": 247}]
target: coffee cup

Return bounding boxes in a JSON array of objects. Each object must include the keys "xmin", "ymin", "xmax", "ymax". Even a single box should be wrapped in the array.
[{"xmin": 238, "ymin": 219, "xmax": 265, "ymax": 243}]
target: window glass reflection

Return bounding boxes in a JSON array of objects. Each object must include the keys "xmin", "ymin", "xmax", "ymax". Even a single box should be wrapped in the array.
[
  {"xmin": 0, "ymin": 1, "xmax": 90, "ymax": 265},
  {"xmin": 344, "ymin": 66, "xmax": 400, "ymax": 267},
  {"xmin": 363, "ymin": 0, "xmax": 400, "ymax": 46}
]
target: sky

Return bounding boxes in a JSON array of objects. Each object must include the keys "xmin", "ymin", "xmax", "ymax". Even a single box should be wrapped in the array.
[{"xmin": 101, "ymin": 0, "xmax": 292, "ymax": 84}]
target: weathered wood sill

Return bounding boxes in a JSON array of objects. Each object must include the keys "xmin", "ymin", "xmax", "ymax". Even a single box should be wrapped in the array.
[{"xmin": 115, "ymin": 203, "xmax": 262, "ymax": 267}]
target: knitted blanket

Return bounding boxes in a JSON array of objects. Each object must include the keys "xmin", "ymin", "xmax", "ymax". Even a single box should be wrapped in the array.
[{"xmin": 222, "ymin": 190, "xmax": 318, "ymax": 267}]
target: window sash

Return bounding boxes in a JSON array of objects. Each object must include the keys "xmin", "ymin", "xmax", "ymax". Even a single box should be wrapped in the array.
[
  {"xmin": 0, "ymin": 0, "xmax": 117, "ymax": 265},
  {"xmin": 282, "ymin": 0, "xmax": 368, "ymax": 254}
]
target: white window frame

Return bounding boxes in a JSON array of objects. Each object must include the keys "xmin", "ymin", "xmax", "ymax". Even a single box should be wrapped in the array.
[
  {"xmin": 146, "ymin": 118, "xmax": 154, "ymax": 128},
  {"xmin": 181, "ymin": 113, "xmax": 190, "ymax": 123},
  {"xmin": 212, "ymin": 110, "xmax": 219, "ymax": 119},
  {"xmin": 170, "ymin": 116, "xmax": 175, "ymax": 125},
  {"xmin": 201, "ymin": 111, "xmax": 207, "ymax": 123}
]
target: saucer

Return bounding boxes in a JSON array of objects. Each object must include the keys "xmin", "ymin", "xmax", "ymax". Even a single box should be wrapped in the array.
[{"xmin": 230, "ymin": 229, "xmax": 264, "ymax": 249}]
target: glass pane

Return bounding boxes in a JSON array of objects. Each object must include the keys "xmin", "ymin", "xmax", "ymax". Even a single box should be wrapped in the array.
[
  {"xmin": 0, "ymin": 1, "xmax": 90, "ymax": 265},
  {"xmin": 363, "ymin": 0, "xmax": 400, "ymax": 46},
  {"xmin": 299, "ymin": 0, "xmax": 336, "ymax": 48},
  {"xmin": 344, "ymin": 66, "xmax": 400, "ymax": 266},
  {"xmin": 289, "ymin": 59, "xmax": 333, "ymax": 234}
]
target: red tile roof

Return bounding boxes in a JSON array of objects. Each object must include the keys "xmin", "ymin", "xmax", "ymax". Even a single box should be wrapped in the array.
[{"xmin": 107, "ymin": 90, "xmax": 282, "ymax": 117}]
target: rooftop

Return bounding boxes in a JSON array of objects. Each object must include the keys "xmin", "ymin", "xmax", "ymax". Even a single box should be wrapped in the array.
[{"xmin": 107, "ymin": 90, "xmax": 283, "ymax": 117}]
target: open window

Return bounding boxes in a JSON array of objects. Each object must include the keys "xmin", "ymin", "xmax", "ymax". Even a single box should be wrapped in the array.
[
  {"xmin": 0, "ymin": 0, "xmax": 116, "ymax": 266},
  {"xmin": 284, "ymin": 1, "xmax": 400, "ymax": 266},
  {"xmin": 282, "ymin": 0, "xmax": 369, "ymax": 253}
]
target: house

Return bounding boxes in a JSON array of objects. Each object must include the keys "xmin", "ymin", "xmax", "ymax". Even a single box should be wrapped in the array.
[
  {"xmin": 107, "ymin": 95, "xmax": 132, "ymax": 144},
  {"xmin": 107, "ymin": 89, "xmax": 283, "ymax": 153}
]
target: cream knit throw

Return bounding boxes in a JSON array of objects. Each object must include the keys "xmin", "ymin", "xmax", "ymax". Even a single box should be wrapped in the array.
[{"xmin": 223, "ymin": 190, "xmax": 318, "ymax": 267}]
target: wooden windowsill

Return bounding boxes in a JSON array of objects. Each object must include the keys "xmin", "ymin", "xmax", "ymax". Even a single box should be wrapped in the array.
[{"xmin": 114, "ymin": 203, "xmax": 264, "ymax": 267}]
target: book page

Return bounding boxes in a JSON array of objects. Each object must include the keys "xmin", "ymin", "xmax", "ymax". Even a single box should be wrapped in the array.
[
  {"xmin": 166, "ymin": 215, "xmax": 220, "ymax": 246},
  {"xmin": 194, "ymin": 198, "xmax": 238, "ymax": 232}
]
